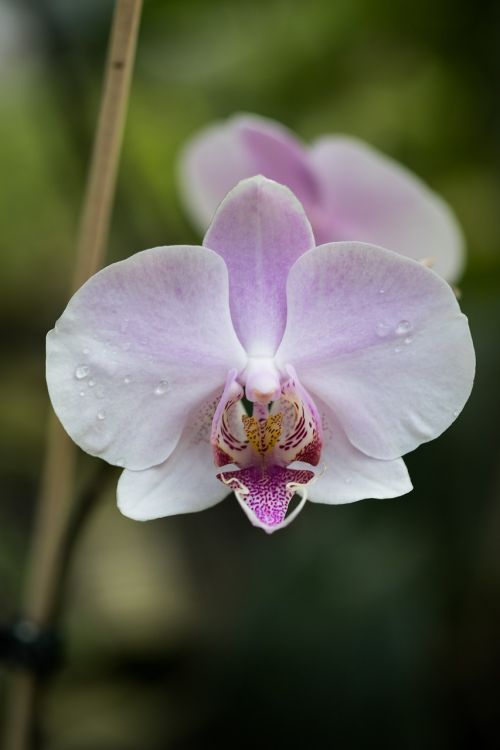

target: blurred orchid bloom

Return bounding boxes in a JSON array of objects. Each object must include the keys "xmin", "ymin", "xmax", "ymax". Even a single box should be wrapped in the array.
[
  {"xmin": 179, "ymin": 114, "xmax": 464, "ymax": 282},
  {"xmin": 46, "ymin": 177, "xmax": 474, "ymax": 533}
]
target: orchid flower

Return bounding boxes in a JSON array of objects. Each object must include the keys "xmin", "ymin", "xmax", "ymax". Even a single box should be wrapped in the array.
[
  {"xmin": 179, "ymin": 113, "xmax": 464, "ymax": 282},
  {"xmin": 46, "ymin": 177, "xmax": 474, "ymax": 533}
]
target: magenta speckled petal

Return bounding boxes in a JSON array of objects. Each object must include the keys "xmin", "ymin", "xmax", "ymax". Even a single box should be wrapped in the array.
[
  {"xmin": 203, "ymin": 176, "xmax": 315, "ymax": 356},
  {"xmin": 117, "ymin": 390, "xmax": 231, "ymax": 520},
  {"xmin": 46, "ymin": 246, "xmax": 247, "ymax": 470},
  {"xmin": 310, "ymin": 136, "xmax": 464, "ymax": 281},
  {"xmin": 276, "ymin": 242, "xmax": 475, "ymax": 461},
  {"xmin": 218, "ymin": 465, "xmax": 315, "ymax": 533}
]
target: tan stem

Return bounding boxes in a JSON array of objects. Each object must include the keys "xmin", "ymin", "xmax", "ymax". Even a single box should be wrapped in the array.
[{"xmin": 4, "ymin": 2, "xmax": 143, "ymax": 748}]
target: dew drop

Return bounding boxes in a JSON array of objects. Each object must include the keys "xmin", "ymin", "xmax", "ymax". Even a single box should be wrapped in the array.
[
  {"xmin": 376, "ymin": 322, "xmax": 390, "ymax": 338},
  {"xmin": 123, "ymin": 376, "xmax": 131, "ymax": 385},
  {"xmin": 453, "ymin": 410, "xmax": 459, "ymax": 417},
  {"xmin": 79, "ymin": 390, "xmax": 86, "ymax": 397},
  {"xmin": 395, "ymin": 320, "xmax": 412, "ymax": 336},
  {"xmin": 97, "ymin": 410, "xmax": 106, "ymax": 421},
  {"xmin": 404, "ymin": 336, "xmax": 413, "ymax": 345},
  {"xmin": 83, "ymin": 348, "xmax": 90, "ymax": 356},
  {"xmin": 75, "ymin": 365, "xmax": 90, "ymax": 380},
  {"xmin": 154, "ymin": 379, "xmax": 169, "ymax": 395},
  {"xmin": 379, "ymin": 288, "xmax": 385, "ymax": 295},
  {"xmin": 88, "ymin": 379, "xmax": 96, "ymax": 387}
]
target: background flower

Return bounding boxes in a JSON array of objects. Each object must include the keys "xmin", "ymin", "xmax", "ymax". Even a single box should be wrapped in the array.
[{"xmin": 179, "ymin": 113, "xmax": 465, "ymax": 281}]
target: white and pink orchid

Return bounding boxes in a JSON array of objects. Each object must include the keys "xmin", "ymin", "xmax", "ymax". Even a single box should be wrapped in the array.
[
  {"xmin": 46, "ymin": 177, "xmax": 474, "ymax": 533},
  {"xmin": 179, "ymin": 113, "xmax": 464, "ymax": 282}
]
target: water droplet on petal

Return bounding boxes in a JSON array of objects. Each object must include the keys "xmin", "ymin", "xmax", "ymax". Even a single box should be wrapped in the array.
[
  {"xmin": 97, "ymin": 410, "xmax": 106, "ymax": 421},
  {"xmin": 123, "ymin": 376, "xmax": 131, "ymax": 384},
  {"xmin": 376, "ymin": 322, "xmax": 390, "ymax": 338},
  {"xmin": 404, "ymin": 336, "xmax": 413, "ymax": 345},
  {"xmin": 379, "ymin": 288, "xmax": 385, "ymax": 295},
  {"xmin": 83, "ymin": 348, "xmax": 90, "ymax": 356},
  {"xmin": 453, "ymin": 410, "xmax": 459, "ymax": 417},
  {"xmin": 75, "ymin": 365, "xmax": 90, "ymax": 380},
  {"xmin": 154, "ymin": 379, "xmax": 169, "ymax": 395},
  {"xmin": 88, "ymin": 379, "xmax": 96, "ymax": 387},
  {"xmin": 395, "ymin": 320, "xmax": 412, "ymax": 336},
  {"xmin": 79, "ymin": 390, "xmax": 86, "ymax": 397}
]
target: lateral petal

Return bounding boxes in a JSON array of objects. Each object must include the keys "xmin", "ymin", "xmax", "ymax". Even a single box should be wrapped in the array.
[
  {"xmin": 276, "ymin": 242, "xmax": 475, "ymax": 460},
  {"xmin": 46, "ymin": 246, "xmax": 246, "ymax": 469}
]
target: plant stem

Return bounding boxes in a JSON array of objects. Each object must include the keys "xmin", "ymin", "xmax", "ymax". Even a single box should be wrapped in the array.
[{"xmin": 3, "ymin": 2, "xmax": 143, "ymax": 748}]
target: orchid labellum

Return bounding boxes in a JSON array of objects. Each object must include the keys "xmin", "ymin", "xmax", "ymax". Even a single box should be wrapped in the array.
[
  {"xmin": 179, "ymin": 114, "xmax": 464, "ymax": 282},
  {"xmin": 46, "ymin": 177, "xmax": 474, "ymax": 533}
]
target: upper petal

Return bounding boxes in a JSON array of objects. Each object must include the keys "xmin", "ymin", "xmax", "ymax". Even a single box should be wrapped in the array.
[
  {"xmin": 46, "ymin": 246, "xmax": 247, "ymax": 470},
  {"xmin": 309, "ymin": 136, "xmax": 465, "ymax": 282},
  {"xmin": 178, "ymin": 114, "xmax": 320, "ymax": 234},
  {"xmin": 275, "ymin": 242, "xmax": 475, "ymax": 461},
  {"xmin": 203, "ymin": 176, "xmax": 315, "ymax": 356},
  {"xmin": 118, "ymin": 389, "xmax": 229, "ymax": 520}
]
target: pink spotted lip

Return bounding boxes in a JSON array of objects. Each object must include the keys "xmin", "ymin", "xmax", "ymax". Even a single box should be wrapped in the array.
[{"xmin": 211, "ymin": 366, "xmax": 322, "ymax": 532}]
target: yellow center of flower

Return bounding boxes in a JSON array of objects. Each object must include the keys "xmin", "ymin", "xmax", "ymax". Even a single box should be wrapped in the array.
[{"xmin": 242, "ymin": 413, "xmax": 282, "ymax": 456}]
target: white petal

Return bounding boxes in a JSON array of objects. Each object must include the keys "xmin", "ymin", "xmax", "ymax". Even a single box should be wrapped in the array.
[
  {"xmin": 276, "ymin": 242, "xmax": 475, "ymax": 460},
  {"xmin": 118, "ymin": 390, "xmax": 229, "ymax": 520},
  {"xmin": 306, "ymin": 400, "xmax": 412, "ymax": 504},
  {"xmin": 46, "ymin": 245, "xmax": 246, "ymax": 469}
]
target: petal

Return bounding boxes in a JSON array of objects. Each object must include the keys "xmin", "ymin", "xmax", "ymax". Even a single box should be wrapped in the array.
[
  {"xmin": 178, "ymin": 120, "xmax": 255, "ymax": 233},
  {"xmin": 235, "ymin": 114, "xmax": 321, "ymax": 210},
  {"xmin": 271, "ymin": 365, "xmax": 322, "ymax": 467},
  {"xmin": 309, "ymin": 136, "xmax": 465, "ymax": 282},
  {"xmin": 178, "ymin": 114, "xmax": 320, "ymax": 234},
  {"xmin": 276, "ymin": 242, "xmax": 475, "ymax": 461},
  {"xmin": 306, "ymin": 400, "xmax": 412, "ymax": 504},
  {"xmin": 218, "ymin": 465, "xmax": 315, "ymax": 533},
  {"xmin": 46, "ymin": 246, "xmax": 247, "ymax": 470},
  {"xmin": 211, "ymin": 370, "xmax": 253, "ymax": 468},
  {"xmin": 203, "ymin": 176, "xmax": 315, "ymax": 356},
  {"xmin": 118, "ymin": 390, "xmax": 229, "ymax": 520}
]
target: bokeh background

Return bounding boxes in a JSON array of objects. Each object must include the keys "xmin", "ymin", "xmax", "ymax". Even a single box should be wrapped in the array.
[{"xmin": 1, "ymin": 0, "xmax": 499, "ymax": 747}]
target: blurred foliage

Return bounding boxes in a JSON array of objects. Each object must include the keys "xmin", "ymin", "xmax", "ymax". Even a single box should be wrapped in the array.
[{"xmin": 0, "ymin": 0, "xmax": 499, "ymax": 747}]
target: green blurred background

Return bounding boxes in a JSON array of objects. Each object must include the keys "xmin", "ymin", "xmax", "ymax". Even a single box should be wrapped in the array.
[{"xmin": 1, "ymin": 0, "xmax": 499, "ymax": 747}]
